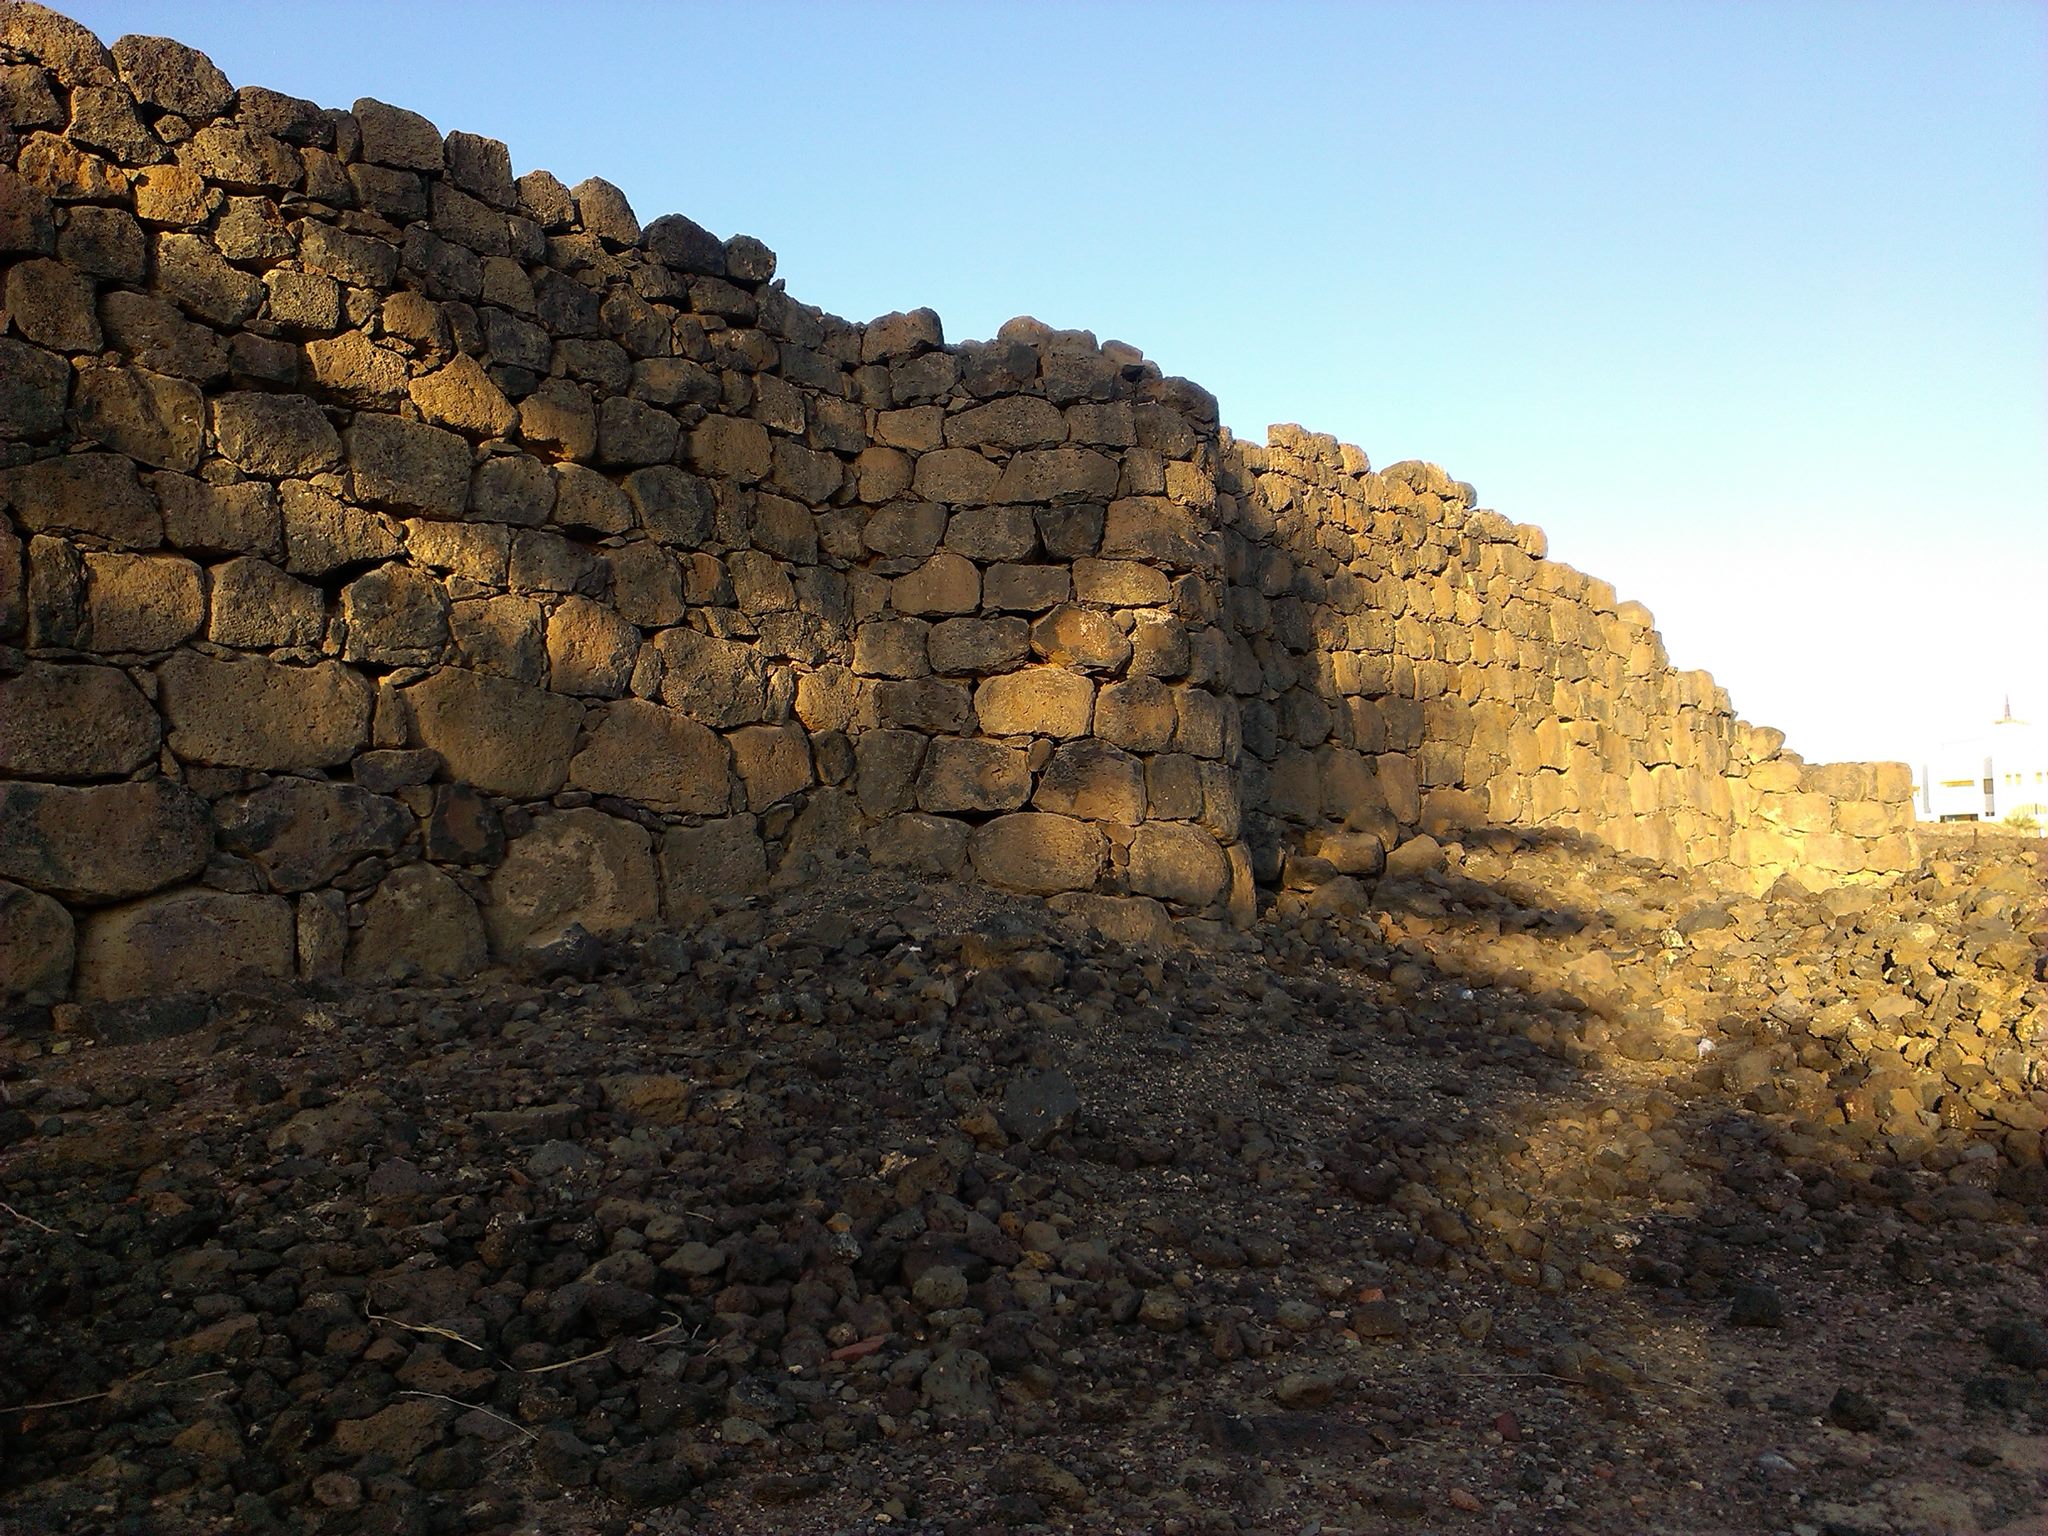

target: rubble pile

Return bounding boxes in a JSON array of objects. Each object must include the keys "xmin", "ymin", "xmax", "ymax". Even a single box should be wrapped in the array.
[{"xmin": 3, "ymin": 835, "xmax": 2042, "ymax": 1535}]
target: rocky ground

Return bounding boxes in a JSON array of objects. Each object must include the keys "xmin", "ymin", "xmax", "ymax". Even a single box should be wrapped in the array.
[{"xmin": 2, "ymin": 832, "xmax": 2045, "ymax": 1536}]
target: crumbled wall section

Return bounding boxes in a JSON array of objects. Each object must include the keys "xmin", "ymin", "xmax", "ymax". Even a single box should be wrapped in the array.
[{"xmin": 0, "ymin": 4, "xmax": 1916, "ymax": 1005}]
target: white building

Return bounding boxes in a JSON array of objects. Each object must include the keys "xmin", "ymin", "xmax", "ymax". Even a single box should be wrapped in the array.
[{"xmin": 1916, "ymin": 704, "xmax": 2048, "ymax": 823}]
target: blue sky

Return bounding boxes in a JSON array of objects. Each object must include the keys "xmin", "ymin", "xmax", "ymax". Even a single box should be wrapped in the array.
[{"xmin": 65, "ymin": 1, "xmax": 2047, "ymax": 766}]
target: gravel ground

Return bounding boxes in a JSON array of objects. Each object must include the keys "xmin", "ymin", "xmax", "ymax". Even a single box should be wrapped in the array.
[{"xmin": 3, "ymin": 834, "xmax": 2044, "ymax": 1536}]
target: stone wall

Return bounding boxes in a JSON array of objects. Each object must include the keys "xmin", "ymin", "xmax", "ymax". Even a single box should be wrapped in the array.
[{"xmin": 0, "ymin": 3, "xmax": 1916, "ymax": 1007}]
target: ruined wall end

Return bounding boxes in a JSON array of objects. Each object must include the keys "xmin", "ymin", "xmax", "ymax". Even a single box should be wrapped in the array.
[{"xmin": 0, "ymin": 3, "xmax": 1912, "ymax": 1008}]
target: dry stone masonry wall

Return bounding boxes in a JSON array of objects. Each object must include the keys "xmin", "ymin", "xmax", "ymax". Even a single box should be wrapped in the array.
[{"xmin": 0, "ymin": 3, "xmax": 1917, "ymax": 1007}]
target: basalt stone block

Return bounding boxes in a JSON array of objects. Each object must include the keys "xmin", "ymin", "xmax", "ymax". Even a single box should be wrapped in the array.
[
  {"xmin": 545, "ymin": 596, "xmax": 638, "ymax": 697},
  {"xmin": 337, "ymin": 561, "xmax": 450, "ymax": 663},
  {"xmin": 1072, "ymin": 558, "xmax": 1170, "ymax": 606},
  {"xmin": 570, "ymin": 699, "xmax": 729, "ymax": 815},
  {"xmin": 604, "ymin": 542, "xmax": 685, "ymax": 628},
  {"xmin": 990, "ymin": 447, "xmax": 1119, "ymax": 505},
  {"xmin": 159, "ymin": 652, "xmax": 371, "ymax": 770},
  {"xmin": 71, "ymin": 362, "xmax": 203, "ymax": 469},
  {"xmin": 1, "ymin": 451, "xmax": 160, "ymax": 547},
  {"xmin": 0, "ymin": 879, "xmax": 72, "ymax": 1002},
  {"xmin": 974, "ymin": 667, "xmax": 1094, "ymax": 739},
  {"xmin": 487, "ymin": 808, "xmax": 659, "ymax": 956},
  {"xmin": 653, "ymin": 627, "xmax": 769, "ymax": 728},
  {"xmin": 279, "ymin": 483, "xmax": 403, "ymax": 577},
  {"xmin": 425, "ymin": 783, "xmax": 503, "ymax": 865},
  {"xmin": 551, "ymin": 463, "xmax": 631, "ymax": 537},
  {"xmin": 1031, "ymin": 605, "xmax": 1130, "ymax": 673},
  {"xmin": 727, "ymin": 722, "xmax": 814, "ymax": 812},
  {"xmin": 347, "ymin": 863, "xmax": 488, "ymax": 980},
  {"xmin": 99, "ymin": 291, "xmax": 228, "ymax": 383},
  {"xmin": 928, "ymin": 615, "xmax": 1030, "ymax": 675},
  {"xmin": 0, "ymin": 661, "xmax": 160, "ymax": 778},
  {"xmin": 983, "ymin": 563, "xmax": 1072, "ymax": 613},
  {"xmin": 1033, "ymin": 740, "xmax": 1146, "ymax": 824},
  {"xmin": 0, "ymin": 778, "xmax": 210, "ymax": 903},
  {"xmin": 158, "ymin": 475, "xmax": 280, "ymax": 558},
  {"xmin": 5, "ymin": 255, "xmax": 98, "ymax": 351},
  {"xmin": 1126, "ymin": 822, "xmax": 1230, "ymax": 909},
  {"xmin": 405, "ymin": 666, "xmax": 581, "ymax": 798},
  {"xmin": 82, "ymin": 550, "xmax": 203, "ymax": 651},
  {"xmin": 406, "ymin": 354, "xmax": 517, "ymax": 438},
  {"xmin": 347, "ymin": 412, "xmax": 472, "ymax": 518},
  {"xmin": 891, "ymin": 552, "xmax": 979, "ymax": 616},
  {"xmin": 0, "ymin": 336, "xmax": 69, "ymax": 439},
  {"xmin": 75, "ymin": 888, "xmax": 294, "ymax": 1001},
  {"xmin": 206, "ymin": 557, "xmax": 324, "ymax": 648},
  {"xmin": 659, "ymin": 815, "xmax": 767, "ymax": 911},
  {"xmin": 686, "ymin": 415, "xmax": 770, "ymax": 482},
  {"xmin": 111, "ymin": 33, "xmax": 234, "ymax": 119},
  {"xmin": 1094, "ymin": 678, "xmax": 1177, "ymax": 753},
  {"xmin": 865, "ymin": 677, "xmax": 969, "ymax": 736},
  {"xmin": 861, "ymin": 307, "xmax": 943, "ymax": 363},
  {"xmin": 917, "ymin": 737, "xmax": 1031, "ymax": 815},
  {"xmin": 351, "ymin": 748, "xmax": 440, "ymax": 793},
  {"xmin": 216, "ymin": 779, "xmax": 411, "ymax": 893},
  {"xmin": 943, "ymin": 395, "xmax": 1066, "ymax": 451},
  {"xmin": 1101, "ymin": 497, "xmax": 1213, "ymax": 569},
  {"xmin": 353, "ymin": 97, "xmax": 443, "ymax": 171},
  {"xmin": 967, "ymin": 813, "xmax": 1105, "ymax": 896},
  {"xmin": 154, "ymin": 232, "xmax": 262, "ymax": 326},
  {"xmin": 450, "ymin": 594, "xmax": 546, "ymax": 682},
  {"xmin": 911, "ymin": 448, "xmax": 999, "ymax": 506}
]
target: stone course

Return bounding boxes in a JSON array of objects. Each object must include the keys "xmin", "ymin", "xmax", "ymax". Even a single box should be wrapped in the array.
[{"xmin": 0, "ymin": 2, "xmax": 1917, "ymax": 1003}]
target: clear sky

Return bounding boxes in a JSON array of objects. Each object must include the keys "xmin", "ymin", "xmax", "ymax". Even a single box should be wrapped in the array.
[{"xmin": 63, "ymin": 0, "xmax": 2048, "ymax": 767}]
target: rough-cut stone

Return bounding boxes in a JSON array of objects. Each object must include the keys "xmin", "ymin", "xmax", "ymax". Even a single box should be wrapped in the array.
[
  {"xmin": 0, "ymin": 661, "xmax": 159, "ymax": 778},
  {"xmin": 727, "ymin": 723, "xmax": 814, "ymax": 811},
  {"xmin": 340, "ymin": 564, "xmax": 449, "ymax": 665},
  {"xmin": 81, "ymin": 550, "xmax": 203, "ymax": 651},
  {"xmin": 487, "ymin": 809, "xmax": 659, "ymax": 956},
  {"xmin": 0, "ymin": 879, "xmax": 73, "ymax": 1002},
  {"xmin": 409, "ymin": 354, "xmax": 517, "ymax": 437},
  {"xmin": 990, "ymin": 447, "xmax": 1118, "ymax": 504},
  {"xmin": 968, "ymin": 813, "xmax": 1105, "ymax": 895},
  {"xmin": 212, "ymin": 392, "xmax": 342, "ymax": 477},
  {"xmin": 1, "ymin": 452, "xmax": 161, "ymax": 547},
  {"xmin": 890, "ymin": 552, "xmax": 979, "ymax": 616},
  {"xmin": 159, "ymin": 652, "xmax": 371, "ymax": 769},
  {"xmin": 975, "ymin": 667, "xmax": 1094, "ymax": 738},
  {"xmin": 570, "ymin": 699, "xmax": 728, "ymax": 815},
  {"xmin": 654, "ymin": 627, "xmax": 768, "ymax": 728},
  {"xmin": 0, "ymin": 779, "xmax": 209, "ymax": 903},
  {"xmin": 1126, "ymin": 822, "xmax": 1231, "ymax": 909},
  {"xmin": 347, "ymin": 863, "xmax": 487, "ymax": 980},
  {"xmin": 111, "ymin": 32, "xmax": 230, "ymax": 118},
  {"xmin": 347, "ymin": 412, "xmax": 472, "ymax": 517},
  {"xmin": 1032, "ymin": 741, "xmax": 1146, "ymax": 823},
  {"xmin": 912, "ymin": 448, "xmax": 999, "ymax": 505},
  {"xmin": 406, "ymin": 667, "xmax": 582, "ymax": 797},
  {"xmin": 207, "ymin": 556, "xmax": 325, "ymax": 647},
  {"xmin": 1031, "ymin": 605, "xmax": 1131, "ymax": 672},
  {"xmin": 217, "ymin": 780, "xmax": 411, "ymax": 893},
  {"xmin": 71, "ymin": 363, "xmax": 202, "ymax": 469},
  {"xmin": 353, "ymin": 98, "xmax": 443, "ymax": 171},
  {"xmin": 281, "ymin": 482, "xmax": 402, "ymax": 576},
  {"xmin": 75, "ymin": 889, "xmax": 294, "ymax": 1001},
  {"xmin": 928, "ymin": 616, "xmax": 1030, "ymax": 675},
  {"xmin": 546, "ymin": 595, "xmax": 639, "ymax": 696},
  {"xmin": 659, "ymin": 816, "xmax": 767, "ymax": 910},
  {"xmin": 917, "ymin": 737, "xmax": 1032, "ymax": 814}
]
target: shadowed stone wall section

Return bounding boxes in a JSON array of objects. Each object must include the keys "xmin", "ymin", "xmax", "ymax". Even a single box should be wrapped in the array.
[{"xmin": 0, "ymin": 3, "xmax": 1915, "ymax": 1005}]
